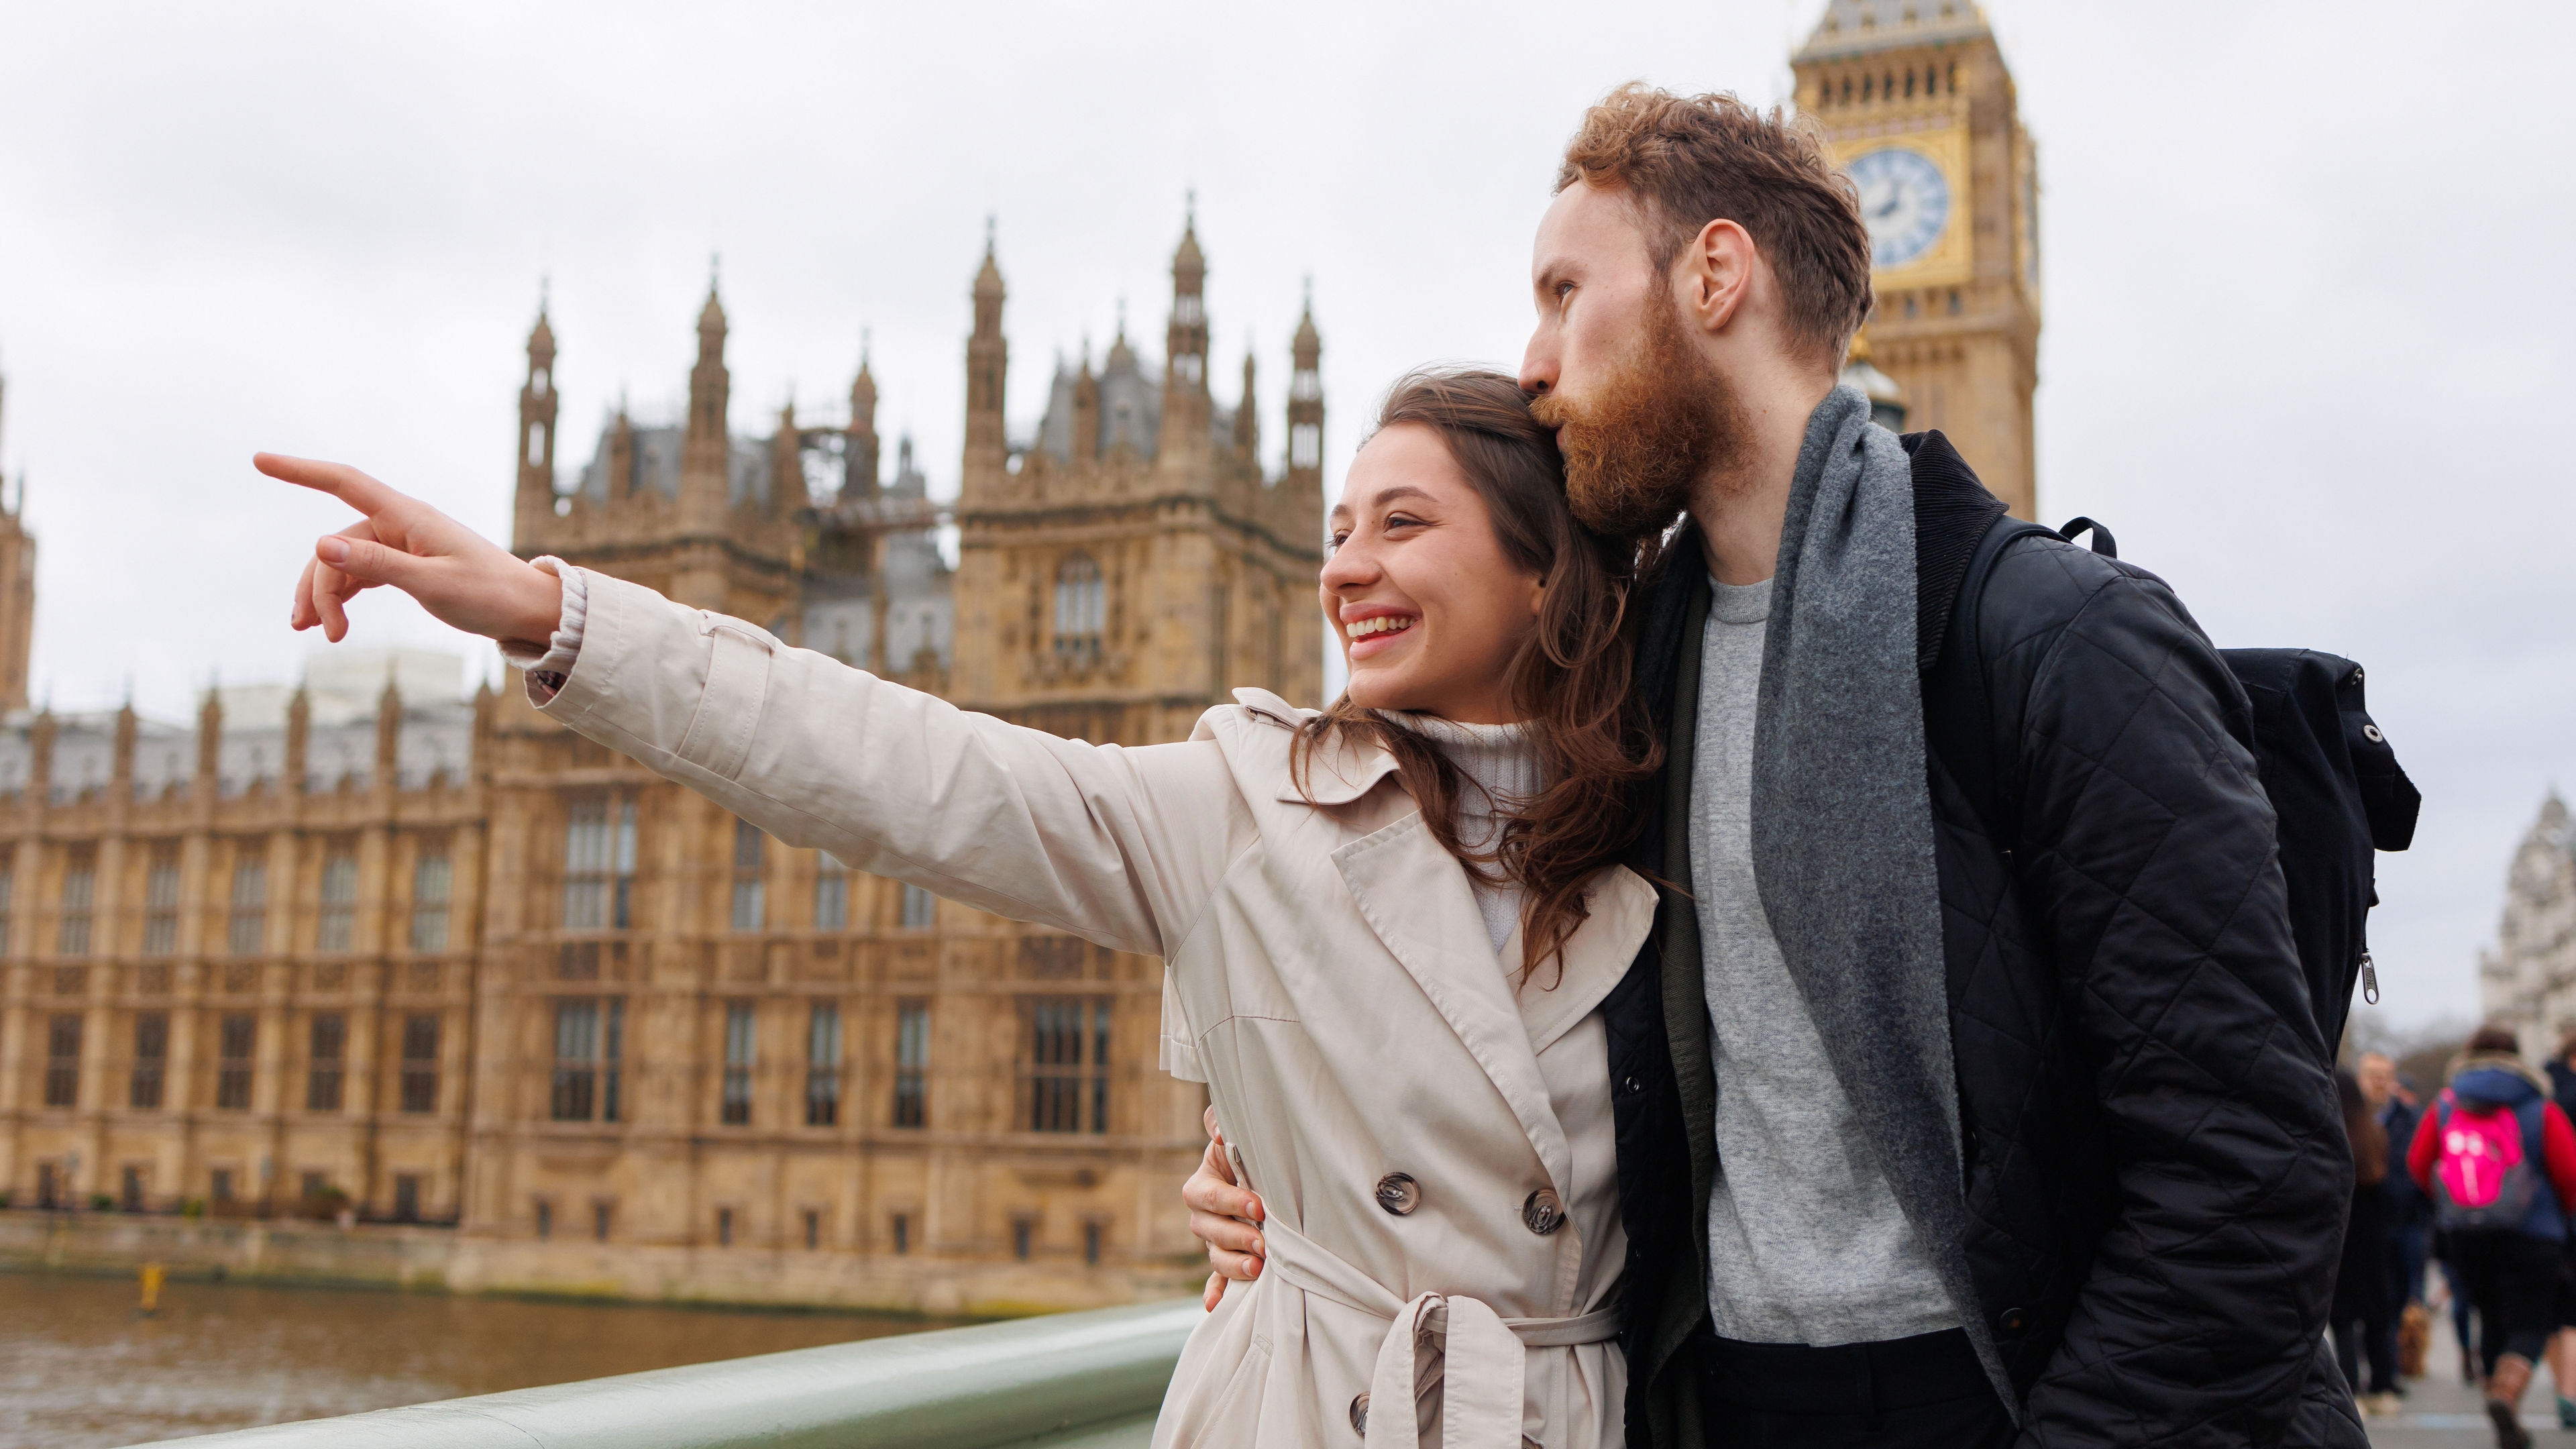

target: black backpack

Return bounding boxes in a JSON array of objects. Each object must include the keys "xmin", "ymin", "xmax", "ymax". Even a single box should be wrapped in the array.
[{"xmin": 1927, "ymin": 513, "xmax": 2422, "ymax": 1052}]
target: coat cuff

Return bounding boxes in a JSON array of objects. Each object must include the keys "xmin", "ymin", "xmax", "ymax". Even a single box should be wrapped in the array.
[{"xmin": 497, "ymin": 557, "xmax": 589, "ymax": 704}]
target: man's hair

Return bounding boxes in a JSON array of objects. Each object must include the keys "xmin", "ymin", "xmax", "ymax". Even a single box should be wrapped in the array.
[{"xmin": 1556, "ymin": 83, "xmax": 1873, "ymax": 363}]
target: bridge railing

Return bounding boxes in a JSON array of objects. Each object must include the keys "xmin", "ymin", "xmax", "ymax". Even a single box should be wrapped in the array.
[{"xmin": 148, "ymin": 1297, "xmax": 1199, "ymax": 1449}]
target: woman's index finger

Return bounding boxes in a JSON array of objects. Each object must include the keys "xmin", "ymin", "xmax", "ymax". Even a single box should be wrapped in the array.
[{"xmin": 253, "ymin": 453, "xmax": 406, "ymax": 517}]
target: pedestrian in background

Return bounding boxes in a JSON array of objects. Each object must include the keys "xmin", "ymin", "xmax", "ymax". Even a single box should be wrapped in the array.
[
  {"xmin": 2361, "ymin": 1053, "xmax": 2432, "ymax": 1383},
  {"xmin": 2410, "ymin": 1024, "xmax": 2576, "ymax": 1449},
  {"xmin": 2546, "ymin": 1029, "xmax": 2576, "ymax": 1426},
  {"xmin": 2334, "ymin": 1067, "xmax": 2402, "ymax": 1415}
]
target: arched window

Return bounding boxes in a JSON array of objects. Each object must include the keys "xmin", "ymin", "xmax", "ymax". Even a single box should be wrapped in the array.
[{"xmin": 1053, "ymin": 554, "xmax": 1105, "ymax": 660}]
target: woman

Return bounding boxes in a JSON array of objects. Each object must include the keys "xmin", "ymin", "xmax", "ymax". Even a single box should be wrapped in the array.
[
  {"xmin": 2408, "ymin": 1024, "xmax": 2576, "ymax": 1449},
  {"xmin": 265, "ymin": 368, "xmax": 1659, "ymax": 1448},
  {"xmin": 2330, "ymin": 1066, "xmax": 2398, "ymax": 1414}
]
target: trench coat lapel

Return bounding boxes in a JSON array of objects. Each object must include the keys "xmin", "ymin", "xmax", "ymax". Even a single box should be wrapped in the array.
[
  {"xmin": 1334, "ymin": 813, "xmax": 1660, "ymax": 1199},
  {"xmin": 1335, "ymin": 814, "xmax": 1576, "ymax": 1195},
  {"xmin": 1513, "ymin": 867, "xmax": 1659, "ymax": 1057}
]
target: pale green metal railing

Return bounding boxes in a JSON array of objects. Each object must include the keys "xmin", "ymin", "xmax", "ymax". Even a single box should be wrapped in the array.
[{"xmin": 150, "ymin": 1298, "xmax": 1199, "ymax": 1449}]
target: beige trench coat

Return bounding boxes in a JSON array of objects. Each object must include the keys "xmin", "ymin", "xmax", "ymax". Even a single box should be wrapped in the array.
[{"xmin": 539, "ymin": 572, "xmax": 1653, "ymax": 1449}]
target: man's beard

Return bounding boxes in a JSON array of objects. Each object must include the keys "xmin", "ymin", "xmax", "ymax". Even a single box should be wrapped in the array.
[{"xmin": 1532, "ymin": 296, "xmax": 1746, "ymax": 540}]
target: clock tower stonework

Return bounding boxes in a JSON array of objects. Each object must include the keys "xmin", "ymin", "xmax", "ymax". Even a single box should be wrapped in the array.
[{"xmin": 1795, "ymin": 0, "xmax": 2041, "ymax": 519}]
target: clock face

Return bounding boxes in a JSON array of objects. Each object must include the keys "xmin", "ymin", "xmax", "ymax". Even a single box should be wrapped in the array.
[{"xmin": 1848, "ymin": 146, "xmax": 1953, "ymax": 270}]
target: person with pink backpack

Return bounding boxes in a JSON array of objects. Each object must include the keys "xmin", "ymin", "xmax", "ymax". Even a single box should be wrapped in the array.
[{"xmin": 2408, "ymin": 1023, "xmax": 2576, "ymax": 1448}]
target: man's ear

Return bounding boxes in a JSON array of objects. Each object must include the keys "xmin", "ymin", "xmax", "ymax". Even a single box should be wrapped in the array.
[{"xmin": 1679, "ymin": 218, "xmax": 1757, "ymax": 337}]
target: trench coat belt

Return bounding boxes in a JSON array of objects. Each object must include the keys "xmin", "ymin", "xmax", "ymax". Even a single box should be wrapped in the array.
[{"xmin": 1258, "ymin": 1215, "xmax": 1619, "ymax": 1448}]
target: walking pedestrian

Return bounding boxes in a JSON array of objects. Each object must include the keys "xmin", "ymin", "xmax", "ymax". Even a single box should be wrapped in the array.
[
  {"xmin": 2408, "ymin": 1024, "xmax": 2576, "ymax": 1448},
  {"xmin": 2334, "ymin": 1067, "xmax": 2402, "ymax": 1414},
  {"xmin": 2545, "ymin": 1029, "xmax": 2576, "ymax": 1426},
  {"xmin": 2361, "ymin": 1053, "xmax": 2432, "ymax": 1383}
]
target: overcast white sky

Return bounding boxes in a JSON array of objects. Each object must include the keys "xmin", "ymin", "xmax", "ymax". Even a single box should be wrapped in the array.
[{"xmin": 2, "ymin": 0, "xmax": 2570, "ymax": 1026}]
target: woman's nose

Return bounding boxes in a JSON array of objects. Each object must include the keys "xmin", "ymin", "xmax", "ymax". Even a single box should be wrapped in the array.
[{"xmin": 1320, "ymin": 537, "xmax": 1376, "ymax": 592}]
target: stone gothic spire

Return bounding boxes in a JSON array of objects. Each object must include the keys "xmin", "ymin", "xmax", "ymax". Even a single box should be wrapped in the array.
[
  {"xmin": 1234, "ymin": 345, "xmax": 1258, "ymax": 461},
  {"xmin": 512, "ymin": 290, "xmax": 561, "ymax": 549},
  {"xmin": 676, "ymin": 260, "xmax": 736, "ymax": 559},
  {"xmin": 962, "ymin": 219, "xmax": 1010, "ymax": 503},
  {"xmin": 1162, "ymin": 197, "xmax": 1212, "ymax": 472},
  {"xmin": 690, "ymin": 261, "xmax": 731, "ymax": 447},
  {"xmin": 847, "ymin": 332, "xmax": 880, "ymax": 500},
  {"xmin": 1287, "ymin": 280, "xmax": 1323, "ymax": 487}
]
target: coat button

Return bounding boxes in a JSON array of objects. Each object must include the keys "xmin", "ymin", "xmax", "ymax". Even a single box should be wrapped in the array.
[
  {"xmin": 1374, "ymin": 1173, "xmax": 1419, "ymax": 1216},
  {"xmin": 1522, "ymin": 1187, "xmax": 1566, "ymax": 1235},
  {"xmin": 1350, "ymin": 1391, "xmax": 1370, "ymax": 1434},
  {"xmin": 1997, "ymin": 1305, "xmax": 2029, "ymax": 1337}
]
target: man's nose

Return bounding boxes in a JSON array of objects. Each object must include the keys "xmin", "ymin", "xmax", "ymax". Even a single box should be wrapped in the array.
[{"xmin": 1518, "ymin": 333, "xmax": 1557, "ymax": 397}]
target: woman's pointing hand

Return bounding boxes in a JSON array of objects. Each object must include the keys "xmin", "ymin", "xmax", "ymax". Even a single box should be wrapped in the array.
[{"xmin": 260, "ymin": 453, "xmax": 561, "ymax": 648}]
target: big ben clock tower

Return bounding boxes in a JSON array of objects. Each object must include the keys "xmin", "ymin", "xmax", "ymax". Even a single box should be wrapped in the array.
[{"xmin": 1795, "ymin": 0, "xmax": 2041, "ymax": 519}]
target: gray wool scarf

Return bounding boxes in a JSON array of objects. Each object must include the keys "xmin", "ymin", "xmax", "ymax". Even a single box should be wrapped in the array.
[{"xmin": 1748, "ymin": 385, "xmax": 2006, "ymax": 1401}]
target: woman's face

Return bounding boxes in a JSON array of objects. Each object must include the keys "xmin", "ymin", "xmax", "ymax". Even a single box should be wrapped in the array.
[{"xmin": 1320, "ymin": 423, "xmax": 1544, "ymax": 724}]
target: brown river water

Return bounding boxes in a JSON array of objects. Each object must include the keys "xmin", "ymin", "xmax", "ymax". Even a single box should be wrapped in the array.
[{"xmin": 0, "ymin": 1269, "xmax": 959, "ymax": 1448}]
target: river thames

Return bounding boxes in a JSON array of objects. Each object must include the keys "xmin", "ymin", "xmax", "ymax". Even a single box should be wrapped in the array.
[{"xmin": 0, "ymin": 1269, "xmax": 959, "ymax": 1448}]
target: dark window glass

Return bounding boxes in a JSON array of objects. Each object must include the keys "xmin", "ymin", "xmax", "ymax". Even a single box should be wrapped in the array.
[
  {"xmin": 43, "ymin": 1013, "xmax": 80, "ymax": 1107},
  {"xmin": 131, "ymin": 1012, "xmax": 169, "ymax": 1109},
  {"xmin": 893, "ymin": 1000, "xmax": 929, "ymax": 1128},
  {"xmin": 216, "ymin": 1014, "xmax": 256, "ymax": 1110},
  {"xmin": 306, "ymin": 1012, "xmax": 345, "ymax": 1112},
  {"xmin": 731, "ymin": 822, "xmax": 765, "ymax": 932},
  {"xmin": 721, "ymin": 1002, "xmax": 755, "ymax": 1126},
  {"xmin": 1022, "ymin": 996, "xmax": 1111, "ymax": 1133},
  {"xmin": 400, "ymin": 1014, "xmax": 440, "ymax": 1114},
  {"xmin": 805, "ymin": 1004, "xmax": 841, "ymax": 1127}
]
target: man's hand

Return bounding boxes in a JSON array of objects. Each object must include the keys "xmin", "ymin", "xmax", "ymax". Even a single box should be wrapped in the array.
[
  {"xmin": 1185, "ymin": 1105, "xmax": 1266, "ymax": 1311},
  {"xmin": 260, "ymin": 453, "xmax": 562, "ymax": 647}
]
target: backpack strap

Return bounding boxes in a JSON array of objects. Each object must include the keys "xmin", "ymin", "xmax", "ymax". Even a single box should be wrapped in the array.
[{"xmin": 1920, "ymin": 512, "xmax": 2066, "ymax": 849}]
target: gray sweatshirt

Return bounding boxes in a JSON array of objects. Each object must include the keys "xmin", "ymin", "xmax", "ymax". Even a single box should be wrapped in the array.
[{"xmin": 1693, "ymin": 576, "xmax": 1958, "ymax": 1346}]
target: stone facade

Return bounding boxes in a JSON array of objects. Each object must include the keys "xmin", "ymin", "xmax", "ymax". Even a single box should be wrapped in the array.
[
  {"xmin": 1795, "ymin": 0, "xmax": 2043, "ymax": 519},
  {"xmin": 0, "ymin": 215, "xmax": 1325, "ymax": 1313},
  {"xmin": 2480, "ymin": 794, "xmax": 2576, "ymax": 1052}
]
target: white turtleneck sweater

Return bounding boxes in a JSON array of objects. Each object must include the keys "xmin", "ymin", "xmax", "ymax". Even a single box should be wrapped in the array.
[{"xmin": 1375, "ymin": 712, "xmax": 1540, "ymax": 955}]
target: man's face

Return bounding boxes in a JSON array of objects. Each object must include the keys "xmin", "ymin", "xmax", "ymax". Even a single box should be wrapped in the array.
[
  {"xmin": 1521, "ymin": 182, "xmax": 1664, "ymax": 415},
  {"xmin": 1521, "ymin": 182, "xmax": 1743, "ymax": 538},
  {"xmin": 2358, "ymin": 1054, "xmax": 2396, "ymax": 1106}
]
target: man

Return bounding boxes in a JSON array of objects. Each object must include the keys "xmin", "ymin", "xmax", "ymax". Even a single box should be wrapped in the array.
[
  {"xmin": 1188, "ymin": 86, "xmax": 2355, "ymax": 1446},
  {"xmin": 2361, "ymin": 1051, "xmax": 2432, "ymax": 1393}
]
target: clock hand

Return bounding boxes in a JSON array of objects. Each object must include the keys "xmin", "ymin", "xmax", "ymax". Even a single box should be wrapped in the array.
[{"xmin": 1872, "ymin": 191, "xmax": 1903, "ymax": 220}]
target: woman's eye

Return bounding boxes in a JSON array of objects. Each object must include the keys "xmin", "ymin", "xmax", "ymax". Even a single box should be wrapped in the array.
[
  {"xmin": 1383, "ymin": 513, "xmax": 1424, "ymax": 531},
  {"xmin": 1326, "ymin": 531, "xmax": 1349, "ymax": 551}
]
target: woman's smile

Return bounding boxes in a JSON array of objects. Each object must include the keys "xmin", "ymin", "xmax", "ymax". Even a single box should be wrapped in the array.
[{"xmin": 1342, "ymin": 608, "xmax": 1419, "ymax": 660}]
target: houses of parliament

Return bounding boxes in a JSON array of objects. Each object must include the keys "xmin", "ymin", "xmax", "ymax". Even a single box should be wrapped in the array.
[
  {"xmin": 0, "ymin": 0, "xmax": 2039, "ymax": 1312},
  {"xmin": 0, "ymin": 214, "xmax": 1328, "ymax": 1312}
]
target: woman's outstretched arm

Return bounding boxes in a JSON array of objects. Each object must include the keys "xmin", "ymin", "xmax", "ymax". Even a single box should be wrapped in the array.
[{"xmin": 264, "ymin": 453, "xmax": 1244, "ymax": 959}]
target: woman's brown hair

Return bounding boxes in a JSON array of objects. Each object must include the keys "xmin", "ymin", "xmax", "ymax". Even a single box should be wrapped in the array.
[{"xmin": 1293, "ymin": 368, "xmax": 1662, "ymax": 981}]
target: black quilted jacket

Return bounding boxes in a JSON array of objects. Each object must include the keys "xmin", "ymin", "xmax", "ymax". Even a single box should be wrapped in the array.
[{"xmin": 1604, "ymin": 433, "xmax": 2362, "ymax": 1447}]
